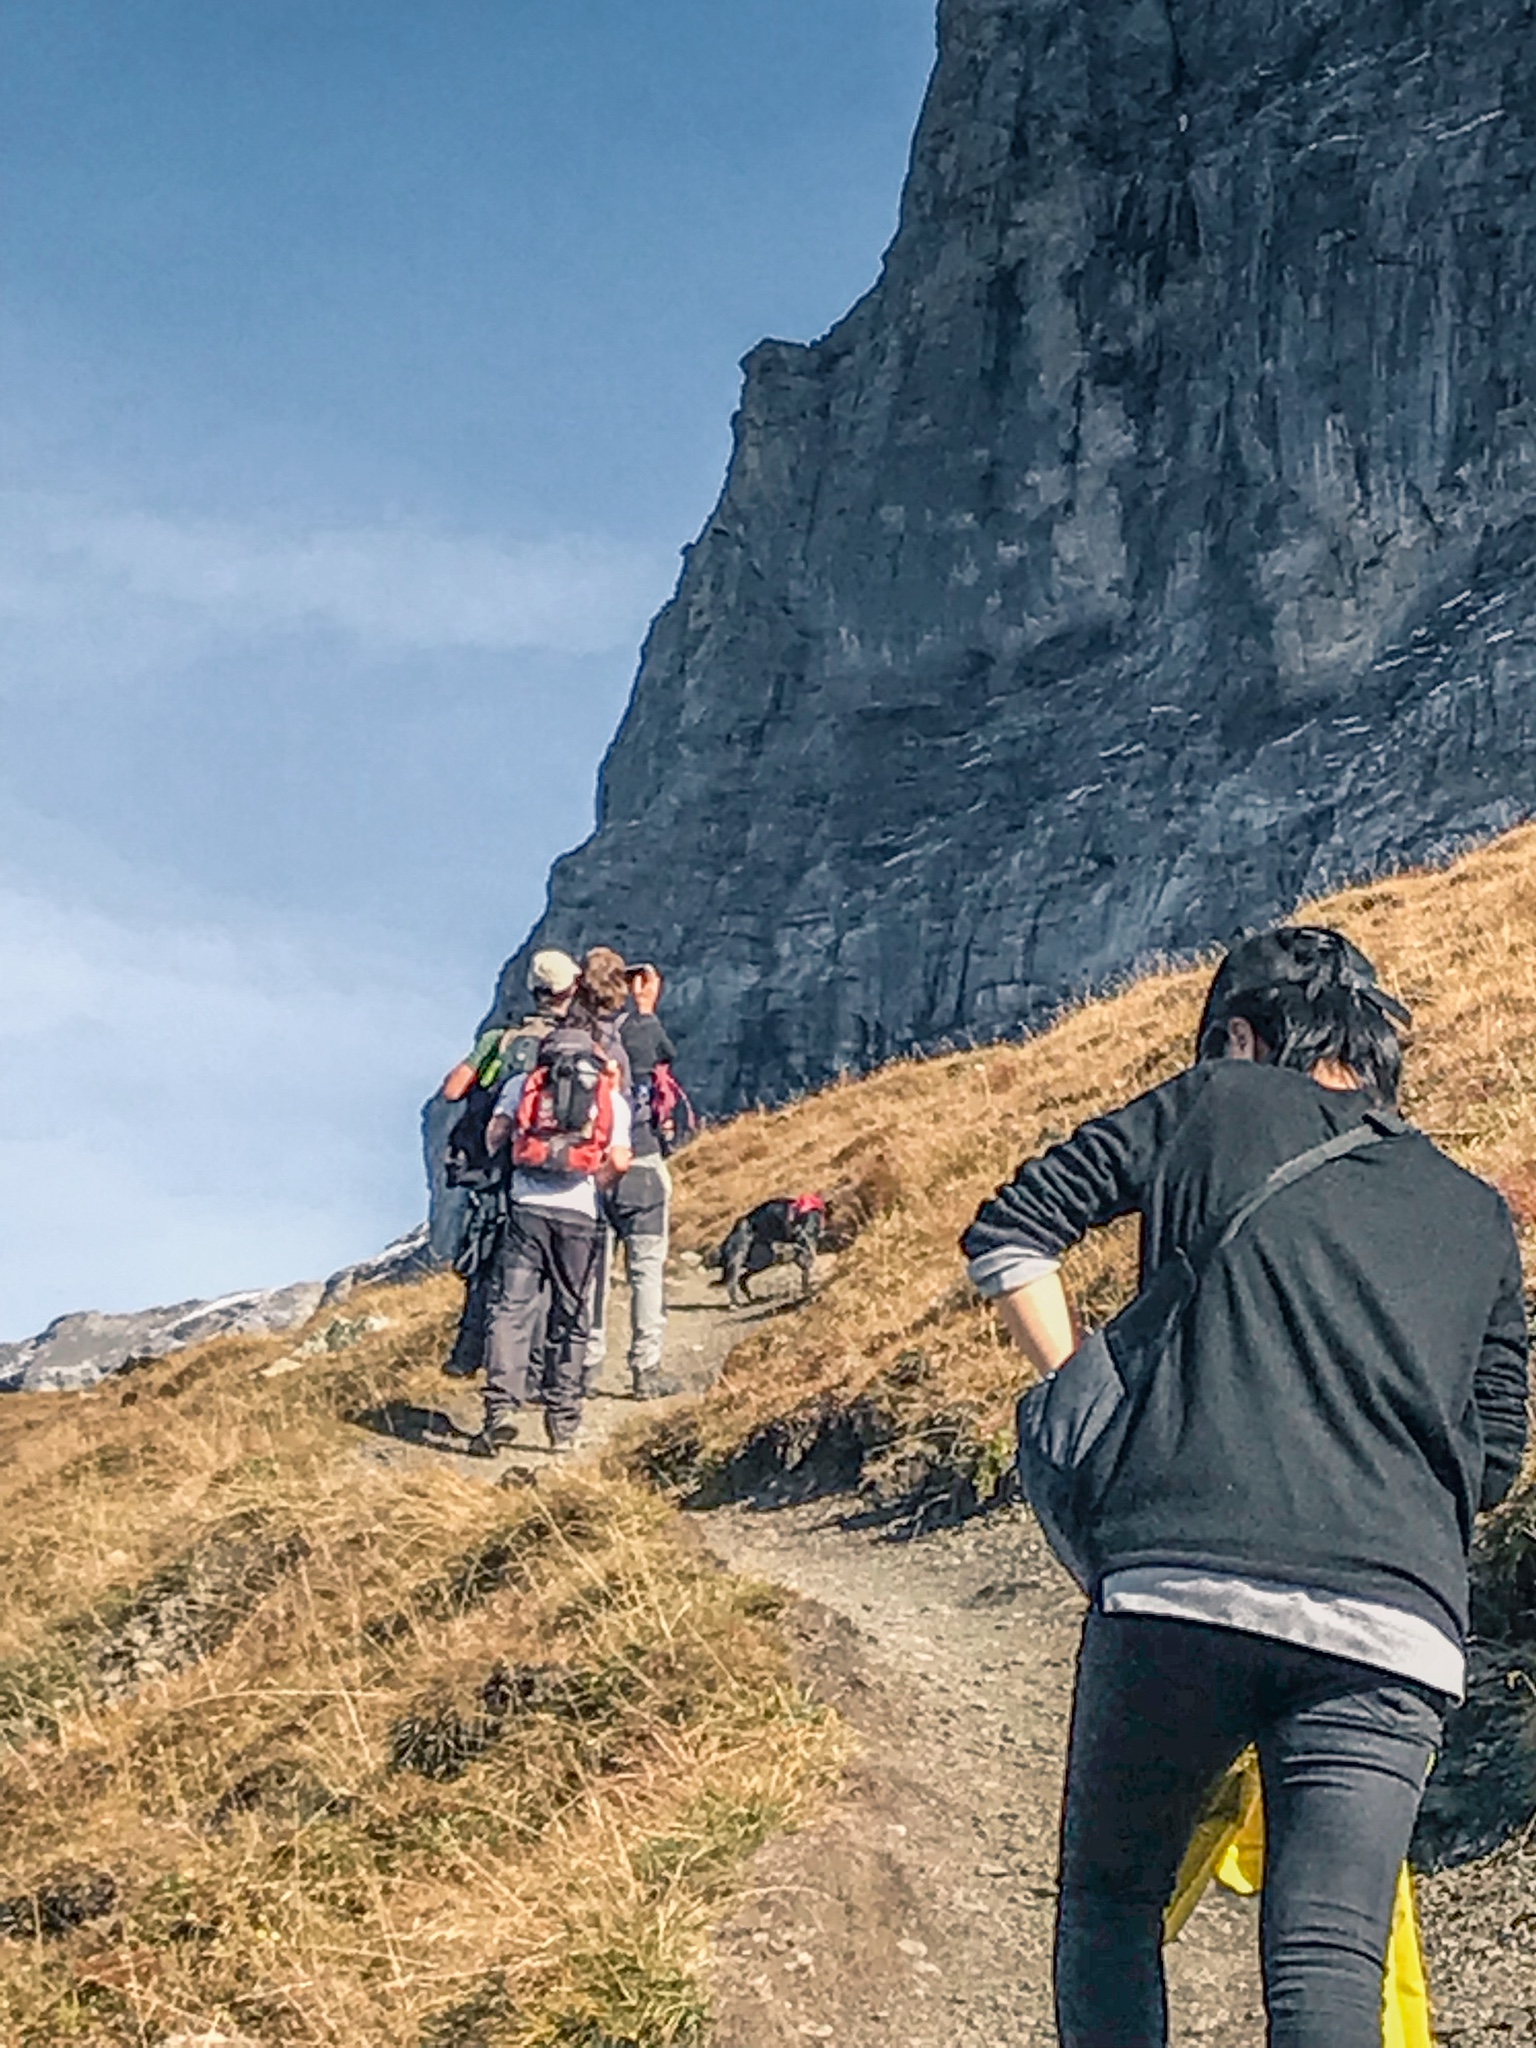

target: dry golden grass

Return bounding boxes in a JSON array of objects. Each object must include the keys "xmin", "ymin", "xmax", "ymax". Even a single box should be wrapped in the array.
[
  {"xmin": 0, "ymin": 1283, "xmax": 846, "ymax": 2045},
  {"xmin": 9, "ymin": 821, "xmax": 1536, "ymax": 2043},
  {"xmin": 647, "ymin": 823, "xmax": 1536, "ymax": 1505}
]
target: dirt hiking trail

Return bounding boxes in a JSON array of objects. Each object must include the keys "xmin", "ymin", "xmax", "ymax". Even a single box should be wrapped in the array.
[
  {"xmin": 695, "ymin": 1492, "xmax": 1536, "ymax": 2048},
  {"xmin": 357, "ymin": 1259, "xmax": 1271, "ymax": 2040},
  {"xmin": 351, "ymin": 1255, "xmax": 765, "ymax": 1480},
  {"xmin": 699, "ymin": 1497, "xmax": 1267, "ymax": 2047},
  {"xmin": 354, "ymin": 1255, "xmax": 1533, "ymax": 2044}
]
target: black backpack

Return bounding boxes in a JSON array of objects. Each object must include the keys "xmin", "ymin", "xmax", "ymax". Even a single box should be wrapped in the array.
[{"xmin": 442, "ymin": 1020, "xmax": 553, "ymax": 1191}]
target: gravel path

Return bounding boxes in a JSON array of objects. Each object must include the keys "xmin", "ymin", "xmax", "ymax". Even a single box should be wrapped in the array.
[
  {"xmin": 1419, "ymin": 1828, "xmax": 1536, "ymax": 2044},
  {"xmin": 698, "ymin": 1499, "xmax": 1265, "ymax": 2047},
  {"xmin": 696, "ymin": 1496, "xmax": 1536, "ymax": 2046},
  {"xmin": 352, "ymin": 1254, "xmax": 782, "ymax": 1481}
]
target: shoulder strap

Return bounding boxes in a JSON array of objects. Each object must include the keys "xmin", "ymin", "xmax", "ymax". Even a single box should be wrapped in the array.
[{"xmin": 1200, "ymin": 1109, "xmax": 1407, "ymax": 1268}]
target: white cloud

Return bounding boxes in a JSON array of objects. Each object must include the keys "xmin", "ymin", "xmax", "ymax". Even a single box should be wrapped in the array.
[
  {"xmin": 0, "ymin": 875, "xmax": 473, "ymax": 1338},
  {"xmin": 0, "ymin": 489, "xmax": 657, "ymax": 1334},
  {"xmin": 0, "ymin": 489, "xmax": 674, "ymax": 691}
]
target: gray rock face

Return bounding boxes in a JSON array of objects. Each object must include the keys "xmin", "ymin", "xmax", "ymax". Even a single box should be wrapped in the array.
[
  {"xmin": 318, "ymin": 1224, "xmax": 437, "ymax": 1307},
  {"xmin": 0, "ymin": 1285, "xmax": 326, "ymax": 1394},
  {"xmin": 0, "ymin": 1227, "xmax": 436, "ymax": 1393},
  {"xmin": 492, "ymin": 0, "xmax": 1536, "ymax": 1112}
]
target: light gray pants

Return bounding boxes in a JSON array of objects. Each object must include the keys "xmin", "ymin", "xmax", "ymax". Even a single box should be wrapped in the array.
[
  {"xmin": 587, "ymin": 1159, "xmax": 670, "ymax": 1384},
  {"xmin": 624, "ymin": 1225, "xmax": 669, "ymax": 1377}
]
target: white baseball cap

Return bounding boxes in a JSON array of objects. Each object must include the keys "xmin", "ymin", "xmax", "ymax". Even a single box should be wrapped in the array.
[{"xmin": 528, "ymin": 948, "xmax": 580, "ymax": 997}]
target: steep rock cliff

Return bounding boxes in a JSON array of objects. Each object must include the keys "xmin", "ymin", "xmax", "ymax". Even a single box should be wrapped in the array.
[{"xmin": 497, "ymin": 0, "xmax": 1536, "ymax": 1110}]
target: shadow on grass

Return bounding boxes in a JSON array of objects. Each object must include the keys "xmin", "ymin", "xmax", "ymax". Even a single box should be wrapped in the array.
[
  {"xmin": 350, "ymin": 1401, "xmax": 473, "ymax": 1453},
  {"xmin": 667, "ymin": 1392, "xmax": 1007, "ymax": 1539},
  {"xmin": 665, "ymin": 1294, "xmax": 810, "ymax": 1320}
]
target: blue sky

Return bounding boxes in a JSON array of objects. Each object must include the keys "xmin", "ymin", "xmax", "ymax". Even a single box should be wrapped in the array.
[{"xmin": 0, "ymin": 1, "xmax": 937, "ymax": 1337}]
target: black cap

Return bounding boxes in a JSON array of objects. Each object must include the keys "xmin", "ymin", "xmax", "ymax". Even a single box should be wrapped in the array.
[{"xmin": 1196, "ymin": 925, "xmax": 1411, "ymax": 1056}]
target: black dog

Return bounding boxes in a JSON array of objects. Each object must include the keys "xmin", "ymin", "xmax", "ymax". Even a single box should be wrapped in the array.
[{"xmin": 712, "ymin": 1195, "xmax": 825, "ymax": 1306}]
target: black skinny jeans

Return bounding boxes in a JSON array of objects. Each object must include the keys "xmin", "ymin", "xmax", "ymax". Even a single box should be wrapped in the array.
[{"xmin": 1056, "ymin": 1610, "xmax": 1445, "ymax": 2048}]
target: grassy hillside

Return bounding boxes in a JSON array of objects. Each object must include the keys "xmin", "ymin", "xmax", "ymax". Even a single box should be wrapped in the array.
[
  {"xmin": 0, "ymin": 1285, "xmax": 845, "ymax": 2046},
  {"xmin": 3, "ymin": 822, "xmax": 1536, "ymax": 2044},
  {"xmin": 642, "ymin": 824, "xmax": 1536, "ymax": 1547}
]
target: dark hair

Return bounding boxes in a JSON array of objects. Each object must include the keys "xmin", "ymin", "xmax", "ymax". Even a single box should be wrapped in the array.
[
  {"xmin": 1209, "ymin": 982, "xmax": 1404, "ymax": 1106},
  {"xmin": 1197, "ymin": 926, "xmax": 1408, "ymax": 1107}
]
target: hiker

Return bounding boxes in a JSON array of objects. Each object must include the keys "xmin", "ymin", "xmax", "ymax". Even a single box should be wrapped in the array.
[
  {"xmin": 469, "ymin": 993, "xmax": 632, "ymax": 1457},
  {"xmin": 627, "ymin": 962, "xmax": 696, "ymax": 1156},
  {"xmin": 437, "ymin": 949, "xmax": 580, "ymax": 1381},
  {"xmin": 593, "ymin": 961, "xmax": 684, "ymax": 1398},
  {"xmin": 567, "ymin": 946, "xmax": 635, "ymax": 1390},
  {"xmin": 573, "ymin": 946, "xmax": 634, "ymax": 1095},
  {"xmin": 960, "ymin": 926, "xmax": 1529, "ymax": 2048}
]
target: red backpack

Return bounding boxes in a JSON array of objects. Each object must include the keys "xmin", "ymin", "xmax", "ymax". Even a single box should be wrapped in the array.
[
  {"xmin": 647, "ymin": 1060, "xmax": 697, "ymax": 1154},
  {"xmin": 512, "ymin": 1027, "xmax": 616, "ymax": 1174}
]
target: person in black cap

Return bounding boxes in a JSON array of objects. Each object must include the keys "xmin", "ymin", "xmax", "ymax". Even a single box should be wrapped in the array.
[
  {"xmin": 961, "ymin": 925, "xmax": 1527, "ymax": 2048},
  {"xmin": 1194, "ymin": 923, "xmax": 1413, "ymax": 1063}
]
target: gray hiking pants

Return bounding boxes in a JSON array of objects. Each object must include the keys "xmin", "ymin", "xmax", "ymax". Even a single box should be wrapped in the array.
[
  {"xmin": 483, "ymin": 1205, "xmax": 603, "ymax": 1443},
  {"xmin": 623, "ymin": 1227, "xmax": 669, "ymax": 1378},
  {"xmin": 587, "ymin": 1159, "xmax": 670, "ymax": 1386}
]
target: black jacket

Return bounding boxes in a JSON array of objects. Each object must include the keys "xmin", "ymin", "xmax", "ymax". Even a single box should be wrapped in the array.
[
  {"xmin": 962, "ymin": 1061, "xmax": 1529, "ymax": 1641},
  {"xmin": 620, "ymin": 1013, "xmax": 677, "ymax": 1161}
]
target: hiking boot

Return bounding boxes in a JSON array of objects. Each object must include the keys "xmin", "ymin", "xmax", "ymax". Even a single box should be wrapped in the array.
[
  {"xmin": 440, "ymin": 1353, "xmax": 481, "ymax": 1379},
  {"xmin": 543, "ymin": 1410, "xmax": 579, "ymax": 1455},
  {"xmin": 465, "ymin": 1417, "xmax": 520, "ymax": 1458},
  {"xmin": 631, "ymin": 1372, "xmax": 684, "ymax": 1401}
]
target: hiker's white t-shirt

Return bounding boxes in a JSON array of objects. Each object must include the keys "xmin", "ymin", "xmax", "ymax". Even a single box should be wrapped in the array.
[
  {"xmin": 1099, "ymin": 1568, "xmax": 1465, "ymax": 1700},
  {"xmin": 493, "ymin": 1073, "xmax": 632, "ymax": 1221}
]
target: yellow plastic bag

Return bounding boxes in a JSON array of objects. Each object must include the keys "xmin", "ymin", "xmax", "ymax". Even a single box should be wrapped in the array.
[{"xmin": 1164, "ymin": 1751, "xmax": 1430, "ymax": 2048}]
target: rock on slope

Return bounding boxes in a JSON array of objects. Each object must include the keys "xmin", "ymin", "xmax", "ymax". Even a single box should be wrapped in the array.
[
  {"xmin": 0, "ymin": 1227, "xmax": 435, "ymax": 1393},
  {"xmin": 493, "ymin": 0, "xmax": 1536, "ymax": 1112}
]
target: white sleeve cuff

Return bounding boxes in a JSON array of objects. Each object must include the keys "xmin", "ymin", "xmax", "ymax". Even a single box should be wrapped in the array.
[
  {"xmin": 966, "ymin": 1249, "xmax": 1061, "ymax": 1299},
  {"xmin": 493, "ymin": 1073, "xmax": 527, "ymax": 1118},
  {"xmin": 611, "ymin": 1092, "xmax": 633, "ymax": 1148}
]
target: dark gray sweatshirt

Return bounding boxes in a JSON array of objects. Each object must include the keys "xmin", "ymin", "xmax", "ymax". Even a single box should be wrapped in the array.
[{"xmin": 961, "ymin": 1060, "xmax": 1529, "ymax": 1643}]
